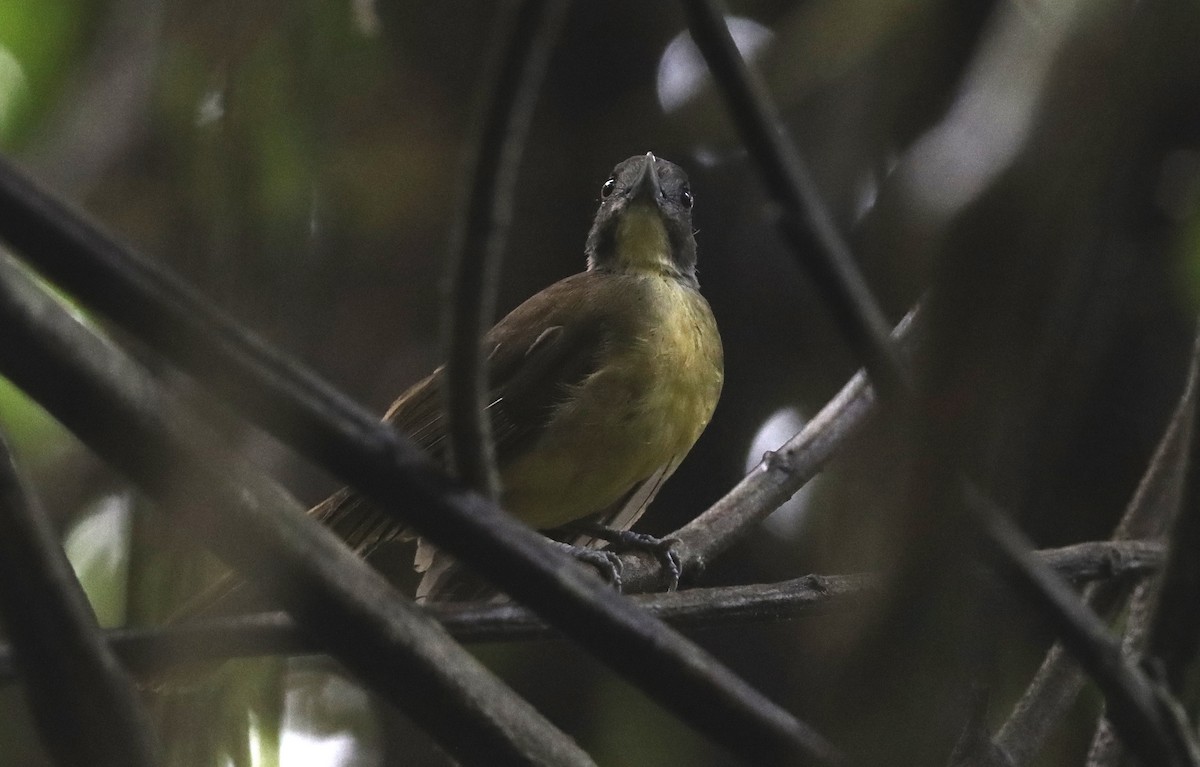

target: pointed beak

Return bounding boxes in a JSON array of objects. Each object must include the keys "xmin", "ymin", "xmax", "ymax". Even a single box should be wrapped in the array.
[{"xmin": 627, "ymin": 152, "xmax": 662, "ymax": 207}]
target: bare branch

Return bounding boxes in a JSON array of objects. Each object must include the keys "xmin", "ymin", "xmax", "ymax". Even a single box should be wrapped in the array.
[
  {"xmin": 1147, "ymin": 331, "xmax": 1200, "ymax": 697},
  {"xmin": 1088, "ymin": 325, "xmax": 1200, "ymax": 766},
  {"xmin": 620, "ymin": 306, "xmax": 921, "ymax": 593},
  {"xmin": 0, "ymin": 433, "xmax": 160, "ymax": 767},
  {"xmin": 967, "ymin": 485, "xmax": 1200, "ymax": 767},
  {"xmin": 996, "ymin": 325, "xmax": 1200, "ymax": 766},
  {"xmin": 0, "ymin": 540, "xmax": 1161, "ymax": 681}
]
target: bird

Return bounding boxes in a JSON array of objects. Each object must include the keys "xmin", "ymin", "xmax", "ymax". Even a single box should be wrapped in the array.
[{"xmin": 184, "ymin": 152, "xmax": 723, "ymax": 609}]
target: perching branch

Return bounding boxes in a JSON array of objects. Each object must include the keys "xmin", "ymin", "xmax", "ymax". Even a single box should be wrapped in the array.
[
  {"xmin": 0, "ymin": 539, "xmax": 1164, "ymax": 680},
  {"xmin": 0, "ymin": 159, "xmax": 840, "ymax": 765},
  {"xmin": 443, "ymin": 0, "xmax": 568, "ymax": 499},
  {"xmin": 620, "ymin": 306, "xmax": 921, "ymax": 593},
  {"xmin": 0, "ymin": 432, "xmax": 160, "ymax": 767}
]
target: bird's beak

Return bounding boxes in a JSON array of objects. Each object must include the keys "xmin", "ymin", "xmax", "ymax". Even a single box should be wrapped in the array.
[{"xmin": 627, "ymin": 152, "xmax": 662, "ymax": 208}]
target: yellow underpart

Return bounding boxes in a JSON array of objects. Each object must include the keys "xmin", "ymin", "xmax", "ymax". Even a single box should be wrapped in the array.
[
  {"xmin": 499, "ymin": 273, "xmax": 723, "ymax": 530},
  {"xmin": 614, "ymin": 206, "xmax": 674, "ymax": 275}
]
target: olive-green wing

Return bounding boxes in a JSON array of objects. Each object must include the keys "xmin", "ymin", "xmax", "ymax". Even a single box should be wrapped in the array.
[{"xmin": 314, "ymin": 276, "xmax": 608, "ymax": 555}]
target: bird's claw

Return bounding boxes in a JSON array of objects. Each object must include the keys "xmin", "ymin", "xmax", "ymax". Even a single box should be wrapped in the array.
[
  {"xmin": 577, "ymin": 547, "xmax": 624, "ymax": 590},
  {"xmin": 577, "ymin": 527, "xmax": 682, "ymax": 592},
  {"xmin": 552, "ymin": 542, "xmax": 624, "ymax": 590},
  {"xmin": 616, "ymin": 531, "xmax": 682, "ymax": 592}
]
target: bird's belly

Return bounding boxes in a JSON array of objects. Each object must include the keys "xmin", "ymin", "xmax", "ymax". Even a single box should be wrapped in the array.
[{"xmin": 500, "ymin": 309, "xmax": 720, "ymax": 530}]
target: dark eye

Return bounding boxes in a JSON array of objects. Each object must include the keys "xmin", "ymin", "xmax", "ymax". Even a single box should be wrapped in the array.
[
  {"xmin": 601, "ymin": 177, "xmax": 616, "ymax": 198},
  {"xmin": 680, "ymin": 186, "xmax": 693, "ymax": 209}
]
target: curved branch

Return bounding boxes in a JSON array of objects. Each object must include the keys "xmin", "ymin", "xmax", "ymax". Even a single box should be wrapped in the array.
[{"xmin": 443, "ymin": 0, "xmax": 568, "ymax": 498}]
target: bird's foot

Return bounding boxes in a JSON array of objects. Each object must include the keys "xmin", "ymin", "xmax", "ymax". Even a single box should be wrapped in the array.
[
  {"xmin": 570, "ymin": 524, "xmax": 682, "ymax": 592},
  {"xmin": 549, "ymin": 540, "xmax": 624, "ymax": 590}
]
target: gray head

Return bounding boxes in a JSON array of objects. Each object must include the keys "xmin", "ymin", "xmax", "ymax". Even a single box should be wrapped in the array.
[{"xmin": 585, "ymin": 153, "xmax": 698, "ymax": 286}]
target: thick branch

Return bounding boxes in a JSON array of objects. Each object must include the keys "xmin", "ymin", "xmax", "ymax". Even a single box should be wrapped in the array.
[
  {"xmin": 0, "ymin": 433, "xmax": 160, "ymax": 767},
  {"xmin": 0, "ymin": 253, "xmax": 592, "ymax": 767}
]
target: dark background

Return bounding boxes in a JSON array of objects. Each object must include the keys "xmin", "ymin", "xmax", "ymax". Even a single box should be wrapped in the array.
[{"xmin": 0, "ymin": 0, "xmax": 1198, "ymax": 764}]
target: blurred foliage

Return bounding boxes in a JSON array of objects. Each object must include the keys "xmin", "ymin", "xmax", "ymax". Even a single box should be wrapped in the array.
[
  {"xmin": 0, "ymin": 0, "xmax": 91, "ymax": 141},
  {"xmin": 0, "ymin": 0, "xmax": 1197, "ymax": 765}
]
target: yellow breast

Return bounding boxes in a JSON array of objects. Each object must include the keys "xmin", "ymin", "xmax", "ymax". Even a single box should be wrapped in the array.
[{"xmin": 500, "ymin": 274, "xmax": 723, "ymax": 530}]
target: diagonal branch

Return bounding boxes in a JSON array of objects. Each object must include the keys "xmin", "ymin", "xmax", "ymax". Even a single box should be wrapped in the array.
[
  {"xmin": 1088, "ymin": 323, "xmax": 1200, "ymax": 766},
  {"xmin": 620, "ymin": 306, "xmax": 921, "ymax": 593},
  {"xmin": 993, "ymin": 324, "xmax": 1200, "ymax": 767},
  {"xmin": 680, "ymin": 0, "xmax": 908, "ymax": 396},
  {"xmin": 1146, "ymin": 330, "xmax": 1200, "ymax": 696},
  {"xmin": 967, "ymin": 485, "xmax": 1200, "ymax": 767},
  {"xmin": 0, "ymin": 253, "xmax": 593, "ymax": 767},
  {"xmin": 0, "ymin": 432, "xmax": 160, "ymax": 767}
]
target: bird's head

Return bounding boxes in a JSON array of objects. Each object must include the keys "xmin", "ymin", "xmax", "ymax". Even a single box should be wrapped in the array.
[{"xmin": 585, "ymin": 153, "xmax": 698, "ymax": 286}]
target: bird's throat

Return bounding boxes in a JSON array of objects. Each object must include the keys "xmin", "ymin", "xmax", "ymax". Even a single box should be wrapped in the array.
[{"xmin": 613, "ymin": 207, "xmax": 674, "ymax": 276}]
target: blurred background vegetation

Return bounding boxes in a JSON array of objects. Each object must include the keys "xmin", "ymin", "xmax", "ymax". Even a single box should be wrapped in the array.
[{"xmin": 0, "ymin": 0, "xmax": 1198, "ymax": 765}]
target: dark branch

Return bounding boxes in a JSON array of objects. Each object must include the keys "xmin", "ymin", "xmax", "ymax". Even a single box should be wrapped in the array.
[
  {"xmin": 967, "ymin": 486, "xmax": 1200, "ymax": 767},
  {"xmin": 0, "ymin": 432, "xmax": 160, "ymax": 767},
  {"xmin": 1087, "ymin": 323, "xmax": 1200, "ymax": 766},
  {"xmin": 1147, "ymin": 326, "xmax": 1200, "ymax": 696},
  {"xmin": 0, "ymin": 253, "xmax": 593, "ymax": 767},
  {"xmin": 0, "ymin": 158, "xmax": 839, "ymax": 765},
  {"xmin": 680, "ymin": 0, "xmax": 908, "ymax": 396},
  {"xmin": 443, "ymin": 0, "xmax": 567, "ymax": 498},
  {"xmin": 996, "ymin": 324, "xmax": 1200, "ymax": 766},
  {"xmin": 0, "ymin": 540, "xmax": 1162, "ymax": 680}
]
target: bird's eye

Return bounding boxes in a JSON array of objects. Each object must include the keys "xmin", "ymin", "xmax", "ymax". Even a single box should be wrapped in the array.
[
  {"xmin": 680, "ymin": 186, "xmax": 694, "ymax": 209},
  {"xmin": 601, "ymin": 177, "xmax": 616, "ymax": 198}
]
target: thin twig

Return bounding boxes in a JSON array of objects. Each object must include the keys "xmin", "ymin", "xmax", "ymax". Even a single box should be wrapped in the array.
[
  {"xmin": 0, "ymin": 432, "xmax": 160, "ymax": 767},
  {"xmin": 1084, "ymin": 337, "xmax": 1200, "ymax": 767},
  {"xmin": 1083, "ymin": 575, "xmax": 1161, "ymax": 767},
  {"xmin": 620, "ymin": 306, "xmax": 921, "ymax": 593},
  {"xmin": 0, "ymin": 253, "xmax": 593, "ymax": 767},
  {"xmin": 0, "ymin": 160, "xmax": 841, "ymax": 765},
  {"xmin": 0, "ymin": 540, "xmax": 1163, "ymax": 680},
  {"xmin": 443, "ymin": 0, "xmax": 567, "ymax": 498},
  {"xmin": 1147, "ymin": 329, "xmax": 1200, "ymax": 695},
  {"xmin": 996, "ymin": 326, "xmax": 1200, "ymax": 766},
  {"xmin": 967, "ymin": 485, "xmax": 1200, "ymax": 767},
  {"xmin": 679, "ymin": 0, "xmax": 908, "ymax": 397},
  {"xmin": 1086, "ymin": 323, "xmax": 1200, "ymax": 766}
]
